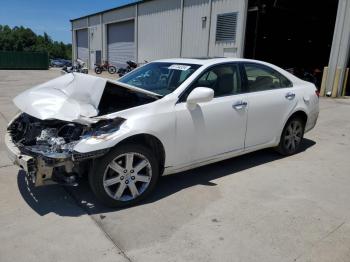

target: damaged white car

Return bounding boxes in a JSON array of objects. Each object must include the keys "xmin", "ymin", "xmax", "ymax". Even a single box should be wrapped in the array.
[{"xmin": 6, "ymin": 58, "xmax": 319, "ymax": 207}]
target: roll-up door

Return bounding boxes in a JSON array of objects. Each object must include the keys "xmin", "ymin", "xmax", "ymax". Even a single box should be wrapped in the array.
[
  {"xmin": 107, "ymin": 20, "xmax": 135, "ymax": 67},
  {"xmin": 76, "ymin": 29, "xmax": 88, "ymax": 64}
]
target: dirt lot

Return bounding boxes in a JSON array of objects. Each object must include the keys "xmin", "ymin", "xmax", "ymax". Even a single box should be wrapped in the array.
[{"xmin": 0, "ymin": 69, "xmax": 350, "ymax": 262}]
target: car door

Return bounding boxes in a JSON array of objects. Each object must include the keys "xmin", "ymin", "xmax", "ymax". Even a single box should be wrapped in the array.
[
  {"xmin": 173, "ymin": 63, "xmax": 248, "ymax": 167},
  {"xmin": 241, "ymin": 62, "xmax": 298, "ymax": 149}
]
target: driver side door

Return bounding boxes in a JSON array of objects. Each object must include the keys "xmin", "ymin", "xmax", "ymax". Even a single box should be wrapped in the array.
[{"xmin": 173, "ymin": 63, "xmax": 248, "ymax": 167}]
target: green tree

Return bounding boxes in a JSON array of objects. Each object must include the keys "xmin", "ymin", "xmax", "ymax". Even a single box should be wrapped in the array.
[{"xmin": 0, "ymin": 25, "xmax": 71, "ymax": 59}]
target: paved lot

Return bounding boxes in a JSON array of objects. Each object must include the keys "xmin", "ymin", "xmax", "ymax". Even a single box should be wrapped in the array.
[{"xmin": 0, "ymin": 69, "xmax": 350, "ymax": 262}]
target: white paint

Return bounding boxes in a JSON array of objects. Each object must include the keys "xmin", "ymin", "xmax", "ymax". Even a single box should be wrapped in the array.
[
  {"xmin": 223, "ymin": 47, "xmax": 237, "ymax": 57},
  {"xmin": 12, "ymin": 58, "xmax": 319, "ymax": 176},
  {"xmin": 12, "ymin": 73, "xmax": 158, "ymax": 123}
]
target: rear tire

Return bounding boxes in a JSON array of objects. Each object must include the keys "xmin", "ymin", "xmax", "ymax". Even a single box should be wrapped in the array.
[
  {"xmin": 94, "ymin": 67, "xmax": 102, "ymax": 74},
  {"xmin": 89, "ymin": 144, "xmax": 159, "ymax": 208},
  {"xmin": 276, "ymin": 117, "xmax": 305, "ymax": 156},
  {"xmin": 108, "ymin": 66, "xmax": 117, "ymax": 74}
]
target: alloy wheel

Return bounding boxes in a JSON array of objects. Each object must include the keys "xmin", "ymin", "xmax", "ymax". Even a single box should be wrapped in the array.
[
  {"xmin": 284, "ymin": 120, "xmax": 303, "ymax": 152},
  {"xmin": 103, "ymin": 152, "xmax": 152, "ymax": 201}
]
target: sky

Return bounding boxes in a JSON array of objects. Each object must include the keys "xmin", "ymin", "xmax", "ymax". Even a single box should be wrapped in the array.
[{"xmin": 0, "ymin": 0, "xmax": 137, "ymax": 44}]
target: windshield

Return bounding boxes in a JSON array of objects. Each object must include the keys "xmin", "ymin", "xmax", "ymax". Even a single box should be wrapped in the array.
[{"xmin": 118, "ymin": 62, "xmax": 201, "ymax": 96}]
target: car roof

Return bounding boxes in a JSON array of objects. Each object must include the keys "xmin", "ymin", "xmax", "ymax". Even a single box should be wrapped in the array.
[
  {"xmin": 152, "ymin": 57, "xmax": 304, "ymax": 84},
  {"xmin": 153, "ymin": 57, "xmax": 262, "ymax": 66}
]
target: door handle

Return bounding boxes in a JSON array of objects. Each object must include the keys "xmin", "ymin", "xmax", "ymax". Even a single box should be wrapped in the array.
[
  {"xmin": 285, "ymin": 92, "xmax": 296, "ymax": 100},
  {"xmin": 233, "ymin": 101, "xmax": 248, "ymax": 110}
]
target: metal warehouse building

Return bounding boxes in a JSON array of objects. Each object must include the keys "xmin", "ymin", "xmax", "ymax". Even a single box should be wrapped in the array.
[
  {"xmin": 71, "ymin": 0, "xmax": 350, "ymax": 97},
  {"xmin": 71, "ymin": 0, "xmax": 247, "ymax": 68}
]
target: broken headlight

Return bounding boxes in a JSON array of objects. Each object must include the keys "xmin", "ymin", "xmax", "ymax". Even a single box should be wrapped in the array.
[{"xmin": 91, "ymin": 117, "xmax": 126, "ymax": 138}]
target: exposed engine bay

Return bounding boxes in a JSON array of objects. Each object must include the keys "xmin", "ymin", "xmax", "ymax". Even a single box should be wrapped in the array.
[
  {"xmin": 9, "ymin": 113, "xmax": 86, "ymax": 157},
  {"xmin": 98, "ymin": 82, "xmax": 157, "ymax": 116},
  {"xmin": 7, "ymin": 112, "xmax": 130, "ymax": 186},
  {"xmin": 8, "ymin": 113, "xmax": 94, "ymax": 186}
]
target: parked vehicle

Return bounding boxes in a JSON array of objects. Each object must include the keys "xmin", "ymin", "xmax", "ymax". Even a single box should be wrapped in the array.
[
  {"xmin": 117, "ymin": 60, "xmax": 138, "ymax": 77},
  {"xmin": 62, "ymin": 59, "xmax": 88, "ymax": 74},
  {"xmin": 50, "ymin": 59, "xmax": 65, "ymax": 67},
  {"xmin": 62, "ymin": 59, "xmax": 72, "ymax": 67},
  {"xmin": 5, "ymin": 58, "xmax": 319, "ymax": 207},
  {"xmin": 50, "ymin": 59, "xmax": 72, "ymax": 68},
  {"xmin": 94, "ymin": 61, "xmax": 117, "ymax": 74}
]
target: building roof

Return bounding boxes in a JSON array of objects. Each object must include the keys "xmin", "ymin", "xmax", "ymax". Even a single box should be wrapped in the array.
[{"xmin": 70, "ymin": 0, "xmax": 145, "ymax": 22}]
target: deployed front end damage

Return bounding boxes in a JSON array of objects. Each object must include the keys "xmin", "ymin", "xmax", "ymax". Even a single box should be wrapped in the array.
[
  {"xmin": 6, "ymin": 113, "xmax": 113, "ymax": 186},
  {"xmin": 6, "ymin": 73, "xmax": 159, "ymax": 186}
]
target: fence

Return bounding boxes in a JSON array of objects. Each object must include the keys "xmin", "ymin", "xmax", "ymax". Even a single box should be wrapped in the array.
[{"xmin": 0, "ymin": 51, "xmax": 49, "ymax": 69}]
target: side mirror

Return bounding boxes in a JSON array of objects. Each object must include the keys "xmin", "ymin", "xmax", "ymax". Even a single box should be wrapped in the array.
[{"xmin": 186, "ymin": 87, "xmax": 214, "ymax": 110}]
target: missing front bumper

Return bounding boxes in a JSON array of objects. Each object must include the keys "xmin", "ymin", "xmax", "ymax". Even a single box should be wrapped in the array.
[
  {"xmin": 5, "ymin": 131, "xmax": 74, "ymax": 186},
  {"xmin": 5, "ymin": 131, "xmax": 109, "ymax": 186}
]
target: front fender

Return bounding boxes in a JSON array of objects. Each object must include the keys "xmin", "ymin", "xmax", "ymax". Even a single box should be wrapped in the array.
[{"xmin": 73, "ymin": 124, "xmax": 165, "ymax": 154}]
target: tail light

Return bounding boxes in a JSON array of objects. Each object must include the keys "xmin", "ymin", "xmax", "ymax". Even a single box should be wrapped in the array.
[{"xmin": 315, "ymin": 90, "xmax": 320, "ymax": 97}]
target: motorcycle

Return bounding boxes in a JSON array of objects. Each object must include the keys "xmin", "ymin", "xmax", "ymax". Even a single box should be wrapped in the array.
[
  {"xmin": 94, "ymin": 61, "xmax": 117, "ymax": 74},
  {"xmin": 117, "ymin": 60, "xmax": 138, "ymax": 77},
  {"xmin": 61, "ymin": 59, "xmax": 88, "ymax": 74}
]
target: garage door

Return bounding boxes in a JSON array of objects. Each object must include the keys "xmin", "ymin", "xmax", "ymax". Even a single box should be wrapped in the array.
[
  {"xmin": 76, "ymin": 29, "xmax": 88, "ymax": 64},
  {"xmin": 107, "ymin": 20, "xmax": 135, "ymax": 67}
]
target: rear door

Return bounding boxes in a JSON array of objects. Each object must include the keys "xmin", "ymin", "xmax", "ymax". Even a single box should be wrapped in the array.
[{"xmin": 241, "ymin": 62, "xmax": 298, "ymax": 148}]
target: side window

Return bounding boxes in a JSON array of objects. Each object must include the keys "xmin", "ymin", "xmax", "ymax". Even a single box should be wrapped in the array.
[
  {"xmin": 188, "ymin": 64, "xmax": 242, "ymax": 98},
  {"xmin": 179, "ymin": 69, "xmax": 194, "ymax": 83},
  {"xmin": 243, "ymin": 63, "xmax": 292, "ymax": 92}
]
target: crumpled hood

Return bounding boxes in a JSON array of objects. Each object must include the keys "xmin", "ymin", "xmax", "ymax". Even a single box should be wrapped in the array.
[
  {"xmin": 13, "ymin": 73, "xmax": 160, "ymax": 124},
  {"xmin": 14, "ymin": 73, "xmax": 107, "ymax": 122}
]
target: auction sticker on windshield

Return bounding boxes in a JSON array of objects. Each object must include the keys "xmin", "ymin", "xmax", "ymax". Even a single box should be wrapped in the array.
[{"xmin": 168, "ymin": 64, "xmax": 191, "ymax": 71}]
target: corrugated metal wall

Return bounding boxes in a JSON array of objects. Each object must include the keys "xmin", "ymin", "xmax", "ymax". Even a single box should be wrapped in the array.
[
  {"xmin": 71, "ymin": 0, "xmax": 247, "ymax": 65},
  {"xmin": 89, "ymin": 15, "xmax": 100, "ymax": 26},
  {"xmin": 182, "ymin": 0, "xmax": 211, "ymax": 57},
  {"xmin": 72, "ymin": 18, "xmax": 88, "ymax": 29},
  {"xmin": 138, "ymin": 0, "xmax": 182, "ymax": 62},
  {"xmin": 102, "ymin": 6, "xmax": 136, "ymax": 63},
  {"xmin": 103, "ymin": 6, "xmax": 135, "ymax": 24},
  {"xmin": 89, "ymin": 26, "xmax": 102, "ymax": 69},
  {"xmin": 209, "ymin": 0, "xmax": 245, "ymax": 57}
]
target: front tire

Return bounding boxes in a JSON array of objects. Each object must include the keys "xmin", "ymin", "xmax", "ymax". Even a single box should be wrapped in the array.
[
  {"xmin": 276, "ymin": 117, "xmax": 305, "ymax": 156},
  {"xmin": 89, "ymin": 144, "xmax": 159, "ymax": 208}
]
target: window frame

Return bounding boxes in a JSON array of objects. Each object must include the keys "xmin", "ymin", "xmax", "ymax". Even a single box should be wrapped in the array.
[
  {"xmin": 239, "ymin": 62, "xmax": 293, "ymax": 93},
  {"xmin": 177, "ymin": 62, "xmax": 243, "ymax": 103}
]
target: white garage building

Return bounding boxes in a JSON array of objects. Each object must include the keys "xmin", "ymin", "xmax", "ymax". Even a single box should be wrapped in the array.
[
  {"xmin": 71, "ymin": 0, "xmax": 350, "ymax": 97},
  {"xmin": 70, "ymin": 0, "xmax": 247, "ymax": 68}
]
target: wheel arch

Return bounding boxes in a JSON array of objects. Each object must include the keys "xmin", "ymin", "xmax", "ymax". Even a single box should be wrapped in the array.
[
  {"xmin": 116, "ymin": 133, "xmax": 166, "ymax": 175},
  {"xmin": 277, "ymin": 109, "xmax": 308, "ymax": 144},
  {"xmin": 287, "ymin": 110, "xmax": 308, "ymax": 126}
]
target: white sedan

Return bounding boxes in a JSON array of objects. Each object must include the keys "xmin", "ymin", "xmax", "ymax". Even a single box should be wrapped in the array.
[{"xmin": 5, "ymin": 58, "xmax": 319, "ymax": 207}]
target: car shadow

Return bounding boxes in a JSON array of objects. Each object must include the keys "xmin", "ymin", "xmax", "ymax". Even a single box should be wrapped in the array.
[{"xmin": 18, "ymin": 138, "xmax": 316, "ymax": 217}]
